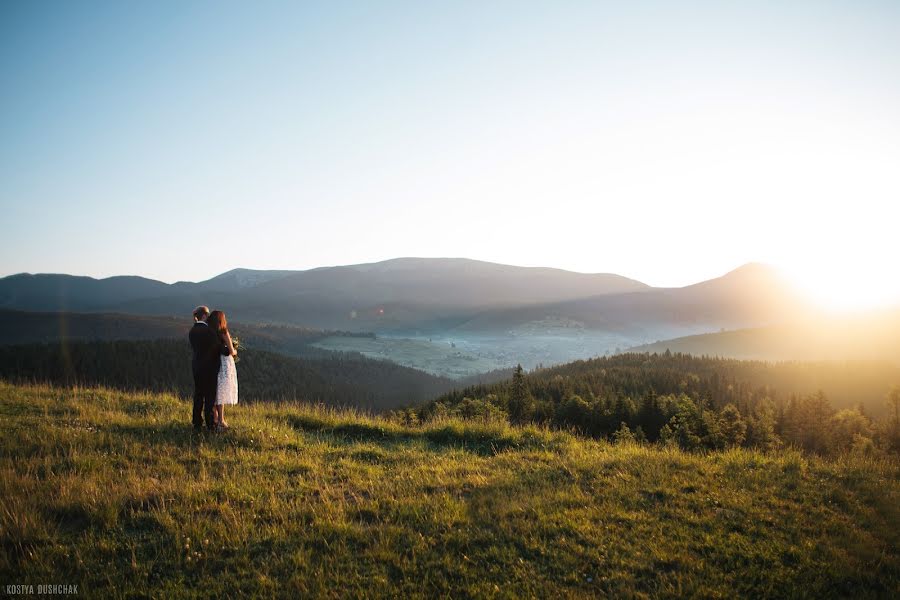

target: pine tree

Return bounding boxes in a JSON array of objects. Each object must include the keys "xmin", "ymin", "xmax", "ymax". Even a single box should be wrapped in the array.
[
  {"xmin": 508, "ymin": 364, "xmax": 531, "ymax": 423},
  {"xmin": 746, "ymin": 399, "xmax": 780, "ymax": 451},
  {"xmin": 719, "ymin": 404, "xmax": 747, "ymax": 447},
  {"xmin": 612, "ymin": 422, "xmax": 636, "ymax": 444}
]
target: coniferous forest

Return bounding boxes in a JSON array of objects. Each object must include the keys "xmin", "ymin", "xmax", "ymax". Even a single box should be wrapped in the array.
[
  {"xmin": 416, "ymin": 353, "xmax": 900, "ymax": 456},
  {"xmin": 0, "ymin": 339, "xmax": 454, "ymax": 411}
]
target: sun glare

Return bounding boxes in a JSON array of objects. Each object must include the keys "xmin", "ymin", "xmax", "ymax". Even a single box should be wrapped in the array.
[{"xmin": 780, "ymin": 261, "xmax": 900, "ymax": 313}]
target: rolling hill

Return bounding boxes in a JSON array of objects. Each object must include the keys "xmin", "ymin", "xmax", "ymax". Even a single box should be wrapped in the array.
[
  {"xmin": 631, "ymin": 309, "xmax": 900, "ymax": 364},
  {"xmin": 455, "ymin": 263, "xmax": 810, "ymax": 336}
]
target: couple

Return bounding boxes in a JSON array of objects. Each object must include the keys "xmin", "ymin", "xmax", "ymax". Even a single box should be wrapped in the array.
[{"xmin": 189, "ymin": 305, "xmax": 239, "ymax": 432}]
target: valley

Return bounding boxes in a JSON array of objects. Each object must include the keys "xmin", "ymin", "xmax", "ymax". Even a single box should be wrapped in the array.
[{"xmin": 312, "ymin": 328, "xmax": 641, "ymax": 378}]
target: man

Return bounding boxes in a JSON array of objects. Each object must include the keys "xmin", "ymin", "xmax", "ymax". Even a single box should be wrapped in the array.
[{"xmin": 188, "ymin": 305, "xmax": 222, "ymax": 431}]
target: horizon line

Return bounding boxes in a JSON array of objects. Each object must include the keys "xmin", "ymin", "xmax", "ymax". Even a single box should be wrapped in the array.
[{"xmin": 0, "ymin": 256, "xmax": 770, "ymax": 288}]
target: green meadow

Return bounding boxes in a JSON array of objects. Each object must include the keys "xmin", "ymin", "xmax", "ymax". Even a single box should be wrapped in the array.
[{"xmin": 1, "ymin": 381, "xmax": 897, "ymax": 598}]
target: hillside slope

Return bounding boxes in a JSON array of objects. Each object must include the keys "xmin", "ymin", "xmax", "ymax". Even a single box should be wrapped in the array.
[
  {"xmin": 425, "ymin": 353, "xmax": 900, "ymax": 451},
  {"xmin": 630, "ymin": 310, "xmax": 900, "ymax": 364},
  {"xmin": 456, "ymin": 263, "xmax": 809, "ymax": 336},
  {"xmin": 0, "ymin": 383, "xmax": 897, "ymax": 597}
]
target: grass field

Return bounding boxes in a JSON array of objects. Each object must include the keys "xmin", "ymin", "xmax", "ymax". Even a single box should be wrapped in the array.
[{"xmin": 1, "ymin": 381, "xmax": 898, "ymax": 598}]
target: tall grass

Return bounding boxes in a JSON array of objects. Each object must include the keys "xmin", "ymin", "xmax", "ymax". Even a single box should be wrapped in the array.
[{"xmin": 0, "ymin": 381, "xmax": 897, "ymax": 598}]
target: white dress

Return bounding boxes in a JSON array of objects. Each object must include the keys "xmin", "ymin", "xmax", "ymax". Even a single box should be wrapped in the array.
[{"xmin": 216, "ymin": 354, "xmax": 238, "ymax": 405}]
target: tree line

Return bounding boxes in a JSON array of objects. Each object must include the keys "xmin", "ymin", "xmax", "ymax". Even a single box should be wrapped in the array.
[
  {"xmin": 0, "ymin": 308, "xmax": 373, "ymax": 359},
  {"xmin": 0, "ymin": 339, "xmax": 453, "ymax": 411},
  {"xmin": 404, "ymin": 352, "xmax": 900, "ymax": 455}
]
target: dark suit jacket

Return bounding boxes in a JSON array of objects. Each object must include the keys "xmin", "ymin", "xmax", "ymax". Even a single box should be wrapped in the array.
[{"xmin": 189, "ymin": 322, "xmax": 227, "ymax": 379}]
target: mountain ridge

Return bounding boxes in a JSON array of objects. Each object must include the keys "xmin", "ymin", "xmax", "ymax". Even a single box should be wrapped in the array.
[{"xmin": 0, "ymin": 259, "xmax": 804, "ymax": 335}]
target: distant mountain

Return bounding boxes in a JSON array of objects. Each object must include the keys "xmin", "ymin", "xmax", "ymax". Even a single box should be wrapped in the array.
[
  {"xmin": 0, "ymin": 273, "xmax": 176, "ymax": 311},
  {"xmin": 250, "ymin": 258, "xmax": 649, "ymax": 308},
  {"xmin": 630, "ymin": 309, "xmax": 900, "ymax": 364},
  {"xmin": 455, "ymin": 263, "xmax": 809, "ymax": 337},
  {"xmin": 0, "ymin": 258, "xmax": 649, "ymax": 331},
  {"xmin": 176, "ymin": 268, "xmax": 297, "ymax": 293},
  {"xmin": 0, "ymin": 260, "xmax": 816, "ymax": 337},
  {"xmin": 0, "ymin": 268, "xmax": 298, "ymax": 312}
]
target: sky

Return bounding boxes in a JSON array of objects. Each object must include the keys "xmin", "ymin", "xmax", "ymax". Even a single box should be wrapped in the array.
[{"xmin": 2, "ymin": 1, "xmax": 899, "ymax": 309}]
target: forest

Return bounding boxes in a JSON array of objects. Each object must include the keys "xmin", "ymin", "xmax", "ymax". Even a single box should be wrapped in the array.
[
  {"xmin": 413, "ymin": 352, "xmax": 900, "ymax": 455},
  {"xmin": 0, "ymin": 339, "xmax": 452, "ymax": 411},
  {"xmin": 0, "ymin": 308, "xmax": 373, "ymax": 358}
]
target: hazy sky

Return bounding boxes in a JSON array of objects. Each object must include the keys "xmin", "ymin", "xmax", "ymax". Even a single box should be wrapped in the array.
[{"xmin": 2, "ymin": 1, "xmax": 899, "ymax": 306}]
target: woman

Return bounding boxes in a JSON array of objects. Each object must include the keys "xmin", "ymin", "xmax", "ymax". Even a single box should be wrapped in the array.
[{"xmin": 207, "ymin": 310, "xmax": 238, "ymax": 430}]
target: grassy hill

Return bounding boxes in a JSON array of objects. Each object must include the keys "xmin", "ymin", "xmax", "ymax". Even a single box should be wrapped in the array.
[{"xmin": 1, "ymin": 382, "xmax": 897, "ymax": 597}]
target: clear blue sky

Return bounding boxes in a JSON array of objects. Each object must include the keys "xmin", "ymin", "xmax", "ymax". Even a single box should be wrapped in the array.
[{"xmin": 2, "ymin": 1, "xmax": 899, "ymax": 304}]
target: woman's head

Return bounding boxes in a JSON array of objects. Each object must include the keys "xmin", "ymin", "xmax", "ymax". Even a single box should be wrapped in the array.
[{"xmin": 208, "ymin": 310, "xmax": 228, "ymax": 336}]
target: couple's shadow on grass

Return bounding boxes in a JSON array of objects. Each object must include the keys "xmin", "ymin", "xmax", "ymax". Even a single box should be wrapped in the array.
[
  {"xmin": 283, "ymin": 415, "xmax": 550, "ymax": 457},
  {"xmin": 107, "ymin": 415, "xmax": 546, "ymax": 457},
  {"xmin": 106, "ymin": 421, "xmax": 247, "ymax": 446}
]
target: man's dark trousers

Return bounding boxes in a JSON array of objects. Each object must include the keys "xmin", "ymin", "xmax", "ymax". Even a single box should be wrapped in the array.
[{"xmin": 192, "ymin": 370, "xmax": 217, "ymax": 430}]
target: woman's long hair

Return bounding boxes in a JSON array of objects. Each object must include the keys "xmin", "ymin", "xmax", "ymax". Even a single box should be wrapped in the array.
[{"xmin": 207, "ymin": 310, "xmax": 229, "ymax": 339}]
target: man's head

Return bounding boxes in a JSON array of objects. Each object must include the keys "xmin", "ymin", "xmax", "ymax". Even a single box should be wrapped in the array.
[{"xmin": 193, "ymin": 305, "xmax": 210, "ymax": 323}]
